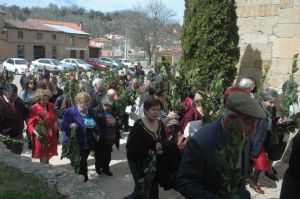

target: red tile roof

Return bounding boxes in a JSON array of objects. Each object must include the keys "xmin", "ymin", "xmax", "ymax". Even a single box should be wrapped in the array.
[
  {"xmin": 26, "ymin": 18, "xmax": 82, "ymax": 31},
  {"xmin": 92, "ymin": 37, "xmax": 112, "ymax": 43},
  {"xmin": 5, "ymin": 19, "xmax": 62, "ymax": 32}
]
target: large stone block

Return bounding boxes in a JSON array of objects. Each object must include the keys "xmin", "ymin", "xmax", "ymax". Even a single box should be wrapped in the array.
[
  {"xmin": 254, "ymin": 25, "xmax": 274, "ymax": 35},
  {"xmin": 274, "ymin": 24, "xmax": 296, "ymax": 37},
  {"xmin": 296, "ymin": 24, "xmax": 300, "ymax": 37},
  {"xmin": 261, "ymin": 5, "xmax": 280, "ymax": 16},
  {"xmin": 273, "ymin": 38, "xmax": 300, "ymax": 58},
  {"xmin": 295, "ymin": 0, "xmax": 300, "ymax": 6},
  {"xmin": 278, "ymin": 8, "xmax": 300, "ymax": 24},
  {"xmin": 273, "ymin": 58, "xmax": 292, "ymax": 74},
  {"xmin": 242, "ymin": 34, "xmax": 269, "ymax": 44},
  {"xmin": 261, "ymin": 16, "xmax": 278, "ymax": 26},
  {"xmin": 280, "ymin": 0, "xmax": 293, "ymax": 8}
]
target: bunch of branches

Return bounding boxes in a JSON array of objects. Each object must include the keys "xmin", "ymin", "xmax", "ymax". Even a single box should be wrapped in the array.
[
  {"xmin": 60, "ymin": 128, "xmax": 81, "ymax": 173},
  {"xmin": 216, "ymin": 119, "xmax": 246, "ymax": 199}
]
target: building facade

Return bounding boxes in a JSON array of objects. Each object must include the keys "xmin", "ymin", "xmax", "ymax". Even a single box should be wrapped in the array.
[
  {"xmin": 0, "ymin": 12, "xmax": 90, "ymax": 61},
  {"xmin": 236, "ymin": 0, "xmax": 300, "ymax": 89}
]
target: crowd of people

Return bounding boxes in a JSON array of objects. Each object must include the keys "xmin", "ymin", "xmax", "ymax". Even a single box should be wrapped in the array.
[{"xmin": 0, "ymin": 65, "xmax": 299, "ymax": 199}]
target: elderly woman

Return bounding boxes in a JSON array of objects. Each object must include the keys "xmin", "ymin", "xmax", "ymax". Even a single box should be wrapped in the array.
[
  {"xmin": 249, "ymin": 88, "xmax": 279, "ymax": 194},
  {"xmin": 93, "ymin": 95, "xmax": 120, "ymax": 176},
  {"xmin": 27, "ymin": 89, "xmax": 58, "ymax": 164},
  {"xmin": 61, "ymin": 92, "xmax": 100, "ymax": 181},
  {"xmin": 125, "ymin": 97, "xmax": 180, "ymax": 199}
]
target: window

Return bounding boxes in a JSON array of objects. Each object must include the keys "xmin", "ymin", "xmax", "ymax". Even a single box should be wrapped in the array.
[
  {"xmin": 17, "ymin": 45, "xmax": 25, "ymax": 58},
  {"xmin": 52, "ymin": 46, "xmax": 57, "ymax": 59},
  {"xmin": 37, "ymin": 33, "xmax": 43, "ymax": 40},
  {"xmin": 69, "ymin": 36, "xmax": 75, "ymax": 46},
  {"xmin": 7, "ymin": 59, "xmax": 13, "ymax": 64},
  {"xmin": 18, "ymin": 31, "xmax": 23, "ymax": 39},
  {"xmin": 52, "ymin": 34, "xmax": 56, "ymax": 40},
  {"xmin": 70, "ymin": 50, "xmax": 76, "ymax": 58},
  {"xmin": 80, "ymin": 50, "xmax": 84, "ymax": 59}
]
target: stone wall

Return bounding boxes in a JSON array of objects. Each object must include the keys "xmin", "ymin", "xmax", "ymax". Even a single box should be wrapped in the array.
[
  {"xmin": 236, "ymin": 0, "xmax": 300, "ymax": 89},
  {"xmin": 0, "ymin": 142, "xmax": 106, "ymax": 199}
]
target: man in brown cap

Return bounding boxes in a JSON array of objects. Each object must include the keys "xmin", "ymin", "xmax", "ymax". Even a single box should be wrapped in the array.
[{"xmin": 176, "ymin": 92, "xmax": 266, "ymax": 199}]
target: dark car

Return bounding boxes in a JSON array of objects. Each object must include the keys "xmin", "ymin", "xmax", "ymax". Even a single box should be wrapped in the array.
[{"xmin": 84, "ymin": 58, "xmax": 108, "ymax": 70}]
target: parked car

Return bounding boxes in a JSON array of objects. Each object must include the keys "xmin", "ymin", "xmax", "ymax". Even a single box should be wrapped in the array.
[
  {"xmin": 3, "ymin": 58, "xmax": 29, "ymax": 75},
  {"xmin": 120, "ymin": 58, "xmax": 134, "ymax": 68},
  {"xmin": 84, "ymin": 58, "xmax": 107, "ymax": 70},
  {"xmin": 31, "ymin": 58, "xmax": 72, "ymax": 72},
  {"xmin": 61, "ymin": 58, "xmax": 92, "ymax": 71},
  {"xmin": 111, "ymin": 58, "xmax": 124, "ymax": 70},
  {"xmin": 99, "ymin": 57, "xmax": 112, "ymax": 64}
]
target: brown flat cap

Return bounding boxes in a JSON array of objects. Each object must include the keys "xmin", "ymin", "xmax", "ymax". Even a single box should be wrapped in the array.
[{"xmin": 226, "ymin": 92, "xmax": 266, "ymax": 119}]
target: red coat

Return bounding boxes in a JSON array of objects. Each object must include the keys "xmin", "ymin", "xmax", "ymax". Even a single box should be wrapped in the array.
[{"xmin": 27, "ymin": 102, "xmax": 58, "ymax": 159}]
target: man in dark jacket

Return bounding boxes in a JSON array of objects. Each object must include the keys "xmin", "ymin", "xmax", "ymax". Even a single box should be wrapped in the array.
[
  {"xmin": 176, "ymin": 92, "xmax": 266, "ymax": 199},
  {"xmin": 0, "ymin": 83, "xmax": 28, "ymax": 154},
  {"xmin": 280, "ymin": 129, "xmax": 300, "ymax": 199}
]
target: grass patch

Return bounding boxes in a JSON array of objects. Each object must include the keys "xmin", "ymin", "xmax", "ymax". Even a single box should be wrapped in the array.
[{"xmin": 0, "ymin": 162, "xmax": 64, "ymax": 199}]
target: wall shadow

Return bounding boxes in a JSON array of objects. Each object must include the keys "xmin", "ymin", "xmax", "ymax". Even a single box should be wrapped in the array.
[{"xmin": 236, "ymin": 44, "xmax": 263, "ymax": 87}]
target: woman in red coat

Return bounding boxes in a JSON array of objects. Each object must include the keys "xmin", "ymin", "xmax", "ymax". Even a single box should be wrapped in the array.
[{"xmin": 27, "ymin": 88, "xmax": 58, "ymax": 164}]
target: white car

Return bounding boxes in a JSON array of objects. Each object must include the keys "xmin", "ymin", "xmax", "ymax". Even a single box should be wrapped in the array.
[
  {"xmin": 3, "ymin": 58, "xmax": 29, "ymax": 75},
  {"xmin": 61, "ymin": 58, "xmax": 92, "ymax": 71},
  {"xmin": 120, "ymin": 58, "xmax": 134, "ymax": 68},
  {"xmin": 31, "ymin": 58, "xmax": 73, "ymax": 72}
]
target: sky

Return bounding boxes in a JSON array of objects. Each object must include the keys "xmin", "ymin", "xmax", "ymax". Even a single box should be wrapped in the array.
[{"xmin": 0, "ymin": 0, "xmax": 185, "ymax": 24}]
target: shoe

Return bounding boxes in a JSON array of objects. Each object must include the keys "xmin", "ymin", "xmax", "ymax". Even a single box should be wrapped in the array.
[
  {"xmin": 265, "ymin": 172, "xmax": 279, "ymax": 181},
  {"xmin": 272, "ymin": 167, "xmax": 278, "ymax": 175},
  {"xmin": 102, "ymin": 169, "xmax": 113, "ymax": 176},
  {"xmin": 96, "ymin": 169, "xmax": 102, "ymax": 175},
  {"xmin": 249, "ymin": 183, "xmax": 265, "ymax": 194}
]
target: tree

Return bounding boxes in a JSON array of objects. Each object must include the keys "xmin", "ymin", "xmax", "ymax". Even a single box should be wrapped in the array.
[
  {"xmin": 130, "ymin": 0, "xmax": 175, "ymax": 66},
  {"xmin": 180, "ymin": 0, "xmax": 240, "ymax": 88}
]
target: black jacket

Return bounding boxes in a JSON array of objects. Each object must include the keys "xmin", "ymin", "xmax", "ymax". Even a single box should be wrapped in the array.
[{"xmin": 0, "ymin": 97, "xmax": 28, "ymax": 137}]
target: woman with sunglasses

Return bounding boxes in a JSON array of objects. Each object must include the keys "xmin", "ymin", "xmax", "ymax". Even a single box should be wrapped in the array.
[
  {"xmin": 27, "ymin": 89, "xmax": 58, "ymax": 164},
  {"xmin": 20, "ymin": 77, "xmax": 36, "ymax": 107}
]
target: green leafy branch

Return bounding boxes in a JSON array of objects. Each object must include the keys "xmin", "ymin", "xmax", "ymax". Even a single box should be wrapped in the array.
[
  {"xmin": 60, "ymin": 128, "xmax": 81, "ymax": 173},
  {"xmin": 0, "ymin": 134, "xmax": 26, "ymax": 144},
  {"xmin": 138, "ymin": 151, "xmax": 157, "ymax": 199},
  {"xmin": 35, "ymin": 113, "xmax": 50, "ymax": 158},
  {"xmin": 200, "ymin": 72, "xmax": 225, "ymax": 124},
  {"xmin": 216, "ymin": 119, "xmax": 246, "ymax": 199},
  {"xmin": 282, "ymin": 54, "xmax": 299, "ymax": 117}
]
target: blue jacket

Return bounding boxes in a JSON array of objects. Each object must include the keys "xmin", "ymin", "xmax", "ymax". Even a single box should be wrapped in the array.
[
  {"xmin": 61, "ymin": 106, "xmax": 101, "ymax": 149},
  {"xmin": 176, "ymin": 119, "xmax": 251, "ymax": 199},
  {"xmin": 250, "ymin": 118, "xmax": 269, "ymax": 158}
]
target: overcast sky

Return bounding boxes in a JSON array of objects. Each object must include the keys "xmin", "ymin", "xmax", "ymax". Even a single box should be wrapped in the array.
[{"xmin": 1, "ymin": 0, "xmax": 185, "ymax": 24}]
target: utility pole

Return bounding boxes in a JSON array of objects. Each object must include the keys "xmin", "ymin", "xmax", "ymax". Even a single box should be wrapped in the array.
[{"xmin": 124, "ymin": 28, "xmax": 128, "ymax": 59}]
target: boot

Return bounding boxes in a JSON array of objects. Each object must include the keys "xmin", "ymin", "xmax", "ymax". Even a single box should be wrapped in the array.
[{"xmin": 249, "ymin": 170, "xmax": 264, "ymax": 194}]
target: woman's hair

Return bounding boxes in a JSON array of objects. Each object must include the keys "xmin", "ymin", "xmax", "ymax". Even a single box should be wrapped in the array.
[
  {"xmin": 24, "ymin": 77, "xmax": 36, "ymax": 90},
  {"xmin": 143, "ymin": 97, "xmax": 161, "ymax": 111},
  {"xmin": 149, "ymin": 81, "xmax": 168, "ymax": 96},
  {"xmin": 261, "ymin": 88, "xmax": 278, "ymax": 102},
  {"xmin": 75, "ymin": 92, "xmax": 92, "ymax": 105},
  {"xmin": 1, "ymin": 69, "xmax": 9, "ymax": 78},
  {"xmin": 35, "ymin": 88, "xmax": 52, "ymax": 102}
]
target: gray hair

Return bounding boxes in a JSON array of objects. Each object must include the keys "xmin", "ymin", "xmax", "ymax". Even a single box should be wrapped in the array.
[
  {"xmin": 261, "ymin": 88, "xmax": 278, "ymax": 101},
  {"xmin": 238, "ymin": 78, "xmax": 255, "ymax": 89},
  {"xmin": 92, "ymin": 78, "xmax": 103, "ymax": 87}
]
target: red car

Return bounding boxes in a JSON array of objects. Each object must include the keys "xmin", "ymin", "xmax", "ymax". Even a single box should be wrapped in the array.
[{"xmin": 84, "ymin": 58, "xmax": 108, "ymax": 70}]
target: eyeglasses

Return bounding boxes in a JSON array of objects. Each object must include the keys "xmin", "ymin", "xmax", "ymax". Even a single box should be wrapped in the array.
[{"xmin": 29, "ymin": 82, "xmax": 34, "ymax": 84}]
